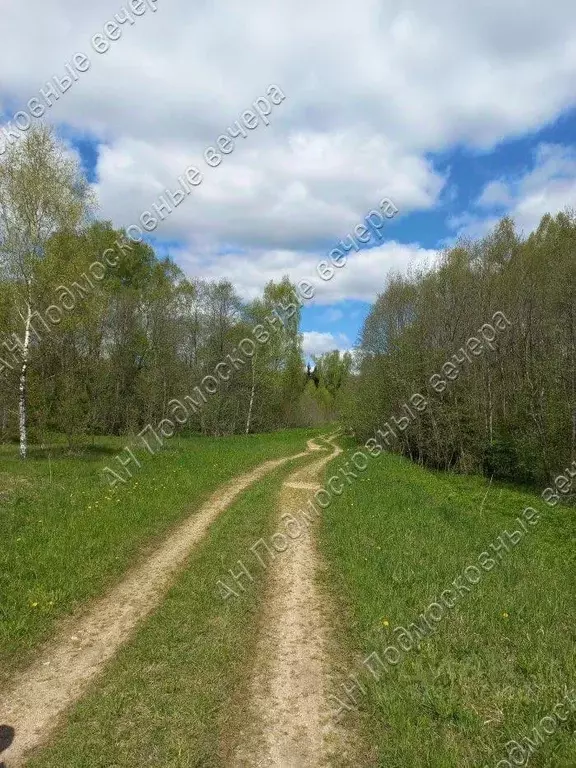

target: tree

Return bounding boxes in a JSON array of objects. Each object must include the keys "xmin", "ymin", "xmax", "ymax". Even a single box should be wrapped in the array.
[
  {"xmin": 0, "ymin": 126, "xmax": 93, "ymax": 457},
  {"xmin": 245, "ymin": 277, "xmax": 304, "ymax": 432},
  {"xmin": 304, "ymin": 350, "xmax": 352, "ymax": 424},
  {"xmin": 347, "ymin": 210, "xmax": 576, "ymax": 485}
]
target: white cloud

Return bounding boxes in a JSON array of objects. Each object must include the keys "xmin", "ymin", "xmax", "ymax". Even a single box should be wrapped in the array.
[
  {"xmin": 302, "ymin": 331, "xmax": 350, "ymax": 358},
  {"xmin": 451, "ymin": 143, "xmax": 576, "ymax": 240},
  {"xmin": 3, "ymin": 0, "xmax": 576, "ymax": 151},
  {"xmin": 476, "ymin": 180, "xmax": 512, "ymax": 209},
  {"xmin": 91, "ymin": 130, "xmax": 444, "ymax": 252},
  {"xmin": 2, "ymin": 0, "xmax": 576, "ymax": 299},
  {"xmin": 170, "ymin": 240, "xmax": 439, "ymax": 305},
  {"xmin": 506, "ymin": 144, "xmax": 576, "ymax": 233}
]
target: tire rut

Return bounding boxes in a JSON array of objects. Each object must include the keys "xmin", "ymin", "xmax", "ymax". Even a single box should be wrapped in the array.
[
  {"xmin": 231, "ymin": 435, "xmax": 352, "ymax": 768},
  {"xmin": 0, "ymin": 442, "xmax": 321, "ymax": 767}
]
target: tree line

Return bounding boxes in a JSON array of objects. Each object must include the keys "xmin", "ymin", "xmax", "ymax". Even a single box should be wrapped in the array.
[
  {"xmin": 345, "ymin": 212, "xmax": 576, "ymax": 486},
  {"xmin": 0, "ymin": 127, "xmax": 350, "ymax": 456}
]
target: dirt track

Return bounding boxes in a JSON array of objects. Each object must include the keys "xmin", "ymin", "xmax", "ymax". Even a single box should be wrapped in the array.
[
  {"xmin": 0, "ymin": 443, "xmax": 320, "ymax": 767},
  {"xmin": 231, "ymin": 435, "xmax": 352, "ymax": 767}
]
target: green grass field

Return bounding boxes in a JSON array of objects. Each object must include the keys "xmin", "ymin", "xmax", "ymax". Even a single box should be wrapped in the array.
[
  {"xmin": 319, "ymin": 440, "xmax": 576, "ymax": 767},
  {"xmin": 0, "ymin": 428, "xmax": 318, "ymax": 681},
  {"xmin": 3, "ymin": 430, "xmax": 576, "ymax": 767},
  {"xmin": 25, "ymin": 451, "xmax": 314, "ymax": 767}
]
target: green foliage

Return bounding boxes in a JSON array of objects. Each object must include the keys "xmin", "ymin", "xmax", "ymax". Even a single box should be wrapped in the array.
[
  {"xmin": 0, "ymin": 218, "xmax": 312, "ymax": 439},
  {"xmin": 347, "ymin": 212, "xmax": 576, "ymax": 485},
  {"xmin": 482, "ymin": 438, "xmax": 520, "ymax": 481},
  {"xmin": 297, "ymin": 350, "xmax": 352, "ymax": 426},
  {"xmin": 0, "ymin": 129, "xmax": 320, "ymax": 444}
]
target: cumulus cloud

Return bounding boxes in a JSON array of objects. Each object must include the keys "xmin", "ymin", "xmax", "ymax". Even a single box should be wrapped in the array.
[
  {"xmin": 169, "ymin": 240, "xmax": 439, "ymax": 304},
  {"xmin": 302, "ymin": 331, "xmax": 351, "ymax": 358},
  {"xmin": 92, "ymin": 130, "xmax": 444, "ymax": 252},
  {"xmin": 505, "ymin": 144, "xmax": 576, "ymax": 232},
  {"xmin": 3, "ymin": 0, "xmax": 576, "ymax": 150},
  {"xmin": 2, "ymin": 0, "xmax": 576, "ymax": 312},
  {"xmin": 451, "ymin": 143, "xmax": 576, "ymax": 239}
]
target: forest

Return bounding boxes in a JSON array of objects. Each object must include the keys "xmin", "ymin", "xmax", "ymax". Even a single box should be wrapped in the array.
[
  {"xmin": 346, "ymin": 211, "xmax": 576, "ymax": 486},
  {"xmin": 0, "ymin": 127, "xmax": 351, "ymax": 456},
  {"xmin": 1, "ymin": 126, "xmax": 574, "ymax": 490}
]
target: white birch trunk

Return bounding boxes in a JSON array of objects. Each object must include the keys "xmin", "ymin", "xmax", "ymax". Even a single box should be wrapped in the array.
[
  {"xmin": 18, "ymin": 304, "xmax": 32, "ymax": 459},
  {"xmin": 245, "ymin": 355, "xmax": 256, "ymax": 434}
]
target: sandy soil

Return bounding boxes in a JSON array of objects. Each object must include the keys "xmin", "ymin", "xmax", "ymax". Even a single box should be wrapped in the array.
[
  {"xmin": 0, "ymin": 444, "xmax": 316, "ymax": 767},
  {"xmin": 231, "ymin": 435, "xmax": 354, "ymax": 768}
]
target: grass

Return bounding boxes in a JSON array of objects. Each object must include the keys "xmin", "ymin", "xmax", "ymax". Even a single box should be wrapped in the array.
[
  {"xmin": 0, "ymin": 427, "xmax": 319, "ymax": 680},
  {"xmin": 318, "ymin": 440, "xmax": 576, "ymax": 767},
  {"xmin": 26, "ymin": 451, "xmax": 315, "ymax": 767}
]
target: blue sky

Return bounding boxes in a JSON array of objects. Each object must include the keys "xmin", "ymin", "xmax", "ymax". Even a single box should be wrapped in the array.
[
  {"xmin": 62, "ymin": 102, "xmax": 576, "ymax": 359},
  {"xmin": 2, "ymin": 0, "xmax": 576, "ymax": 359},
  {"xmin": 300, "ymin": 107, "xmax": 576, "ymax": 354},
  {"xmin": 66, "ymin": 105, "xmax": 576, "ymax": 358}
]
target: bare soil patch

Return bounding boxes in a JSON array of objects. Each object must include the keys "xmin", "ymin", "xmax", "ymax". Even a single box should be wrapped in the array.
[
  {"xmin": 231, "ymin": 436, "xmax": 356, "ymax": 767},
  {"xmin": 0, "ymin": 446, "xmax": 313, "ymax": 767}
]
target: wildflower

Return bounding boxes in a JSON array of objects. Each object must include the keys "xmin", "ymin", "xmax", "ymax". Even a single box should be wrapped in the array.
[
  {"xmin": 502, "ymin": 612, "xmax": 509, "ymax": 619},
  {"xmin": 382, "ymin": 618, "xmax": 389, "ymax": 627}
]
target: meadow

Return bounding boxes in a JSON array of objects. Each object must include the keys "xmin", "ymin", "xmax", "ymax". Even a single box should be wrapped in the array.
[
  {"xmin": 319, "ymin": 439, "xmax": 576, "ymax": 767},
  {"xmin": 0, "ymin": 429, "xmax": 318, "ymax": 681}
]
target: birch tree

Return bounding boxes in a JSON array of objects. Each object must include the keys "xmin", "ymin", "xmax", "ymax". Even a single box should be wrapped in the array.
[
  {"xmin": 0, "ymin": 125, "xmax": 92, "ymax": 457},
  {"xmin": 349, "ymin": 210, "xmax": 576, "ymax": 485}
]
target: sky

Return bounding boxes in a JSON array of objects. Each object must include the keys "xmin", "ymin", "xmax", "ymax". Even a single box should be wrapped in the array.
[{"xmin": 1, "ymin": 0, "xmax": 576, "ymax": 359}]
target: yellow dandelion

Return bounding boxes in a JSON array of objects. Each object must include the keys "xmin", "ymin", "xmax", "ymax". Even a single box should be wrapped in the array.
[
  {"xmin": 382, "ymin": 618, "xmax": 389, "ymax": 627},
  {"xmin": 502, "ymin": 612, "xmax": 509, "ymax": 619},
  {"xmin": 31, "ymin": 601, "xmax": 38, "ymax": 608}
]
